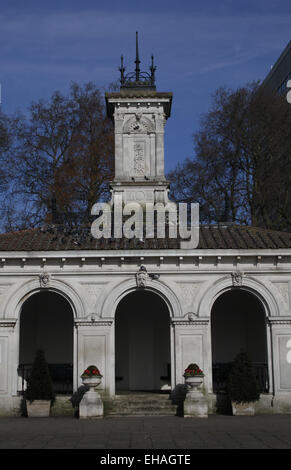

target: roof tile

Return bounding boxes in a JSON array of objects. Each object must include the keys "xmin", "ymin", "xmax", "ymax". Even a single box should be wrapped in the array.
[{"xmin": 0, "ymin": 225, "xmax": 290, "ymax": 251}]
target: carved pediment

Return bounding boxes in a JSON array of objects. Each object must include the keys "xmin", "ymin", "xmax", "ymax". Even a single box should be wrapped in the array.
[
  {"xmin": 123, "ymin": 115, "xmax": 155, "ymax": 134},
  {"xmin": 136, "ymin": 265, "xmax": 148, "ymax": 288},
  {"xmin": 231, "ymin": 271, "xmax": 244, "ymax": 286},
  {"xmin": 39, "ymin": 272, "xmax": 50, "ymax": 288}
]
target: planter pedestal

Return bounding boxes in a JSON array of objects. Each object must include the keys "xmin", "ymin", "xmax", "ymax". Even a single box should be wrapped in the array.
[
  {"xmin": 183, "ymin": 376, "xmax": 208, "ymax": 418},
  {"xmin": 79, "ymin": 376, "xmax": 103, "ymax": 419}
]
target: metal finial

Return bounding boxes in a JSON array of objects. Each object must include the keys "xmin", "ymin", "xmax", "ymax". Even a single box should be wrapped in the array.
[
  {"xmin": 150, "ymin": 54, "xmax": 156, "ymax": 84},
  {"xmin": 119, "ymin": 55, "xmax": 125, "ymax": 85},
  {"xmin": 135, "ymin": 31, "xmax": 141, "ymax": 81},
  {"xmin": 119, "ymin": 32, "xmax": 156, "ymax": 90}
]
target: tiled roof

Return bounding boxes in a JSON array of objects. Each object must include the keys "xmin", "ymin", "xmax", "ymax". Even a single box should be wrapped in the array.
[{"xmin": 0, "ymin": 225, "xmax": 290, "ymax": 251}]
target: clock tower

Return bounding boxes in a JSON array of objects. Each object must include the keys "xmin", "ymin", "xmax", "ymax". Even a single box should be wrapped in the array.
[{"xmin": 105, "ymin": 32, "xmax": 173, "ymax": 207}]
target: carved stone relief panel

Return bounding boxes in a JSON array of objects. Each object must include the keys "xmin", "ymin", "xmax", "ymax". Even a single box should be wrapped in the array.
[
  {"xmin": 81, "ymin": 283, "xmax": 104, "ymax": 313},
  {"xmin": 133, "ymin": 141, "xmax": 145, "ymax": 177},
  {"xmin": 176, "ymin": 282, "xmax": 200, "ymax": 312},
  {"xmin": 273, "ymin": 282, "xmax": 290, "ymax": 310},
  {"xmin": 0, "ymin": 284, "xmax": 13, "ymax": 314},
  {"xmin": 123, "ymin": 115, "xmax": 155, "ymax": 134}
]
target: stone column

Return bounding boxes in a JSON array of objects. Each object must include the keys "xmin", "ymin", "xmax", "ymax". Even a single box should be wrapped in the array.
[
  {"xmin": 172, "ymin": 318, "xmax": 211, "ymax": 415},
  {"xmin": 0, "ymin": 320, "xmax": 18, "ymax": 415},
  {"xmin": 172, "ymin": 318, "xmax": 211, "ymax": 388},
  {"xmin": 268, "ymin": 317, "xmax": 291, "ymax": 412},
  {"xmin": 114, "ymin": 110, "xmax": 124, "ymax": 180},
  {"xmin": 155, "ymin": 113, "xmax": 165, "ymax": 179},
  {"xmin": 75, "ymin": 318, "xmax": 114, "ymax": 395}
]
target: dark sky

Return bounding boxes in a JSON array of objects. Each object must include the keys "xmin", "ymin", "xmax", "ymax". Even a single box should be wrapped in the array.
[{"xmin": 1, "ymin": 0, "xmax": 290, "ymax": 171}]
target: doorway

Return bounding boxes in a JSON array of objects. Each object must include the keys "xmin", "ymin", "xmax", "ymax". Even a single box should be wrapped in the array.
[{"xmin": 115, "ymin": 290, "xmax": 171, "ymax": 392}]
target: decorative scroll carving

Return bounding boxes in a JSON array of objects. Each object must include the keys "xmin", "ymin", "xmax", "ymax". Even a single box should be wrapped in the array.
[
  {"xmin": 171, "ymin": 318, "xmax": 209, "ymax": 327},
  {"xmin": 136, "ymin": 265, "xmax": 148, "ymax": 288},
  {"xmin": 123, "ymin": 115, "xmax": 155, "ymax": 134},
  {"xmin": 231, "ymin": 271, "xmax": 243, "ymax": 287},
  {"xmin": 273, "ymin": 283, "xmax": 290, "ymax": 308},
  {"xmin": 39, "ymin": 272, "xmax": 50, "ymax": 288},
  {"xmin": 74, "ymin": 319, "xmax": 113, "ymax": 327},
  {"xmin": 0, "ymin": 320, "xmax": 16, "ymax": 328},
  {"xmin": 88, "ymin": 313, "xmax": 100, "ymax": 322},
  {"xmin": 81, "ymin": 284, "xmax": 103, "ymax": 311},
  {"xmin": 187, "ymin": 312, "xmax": 198, "ymax": 322},
  {"xmin": 268, "ymin": 318, "xmax": 291, "ymax": 326},
  {"xmin": 177, "ymin": 283, "xmax": 199, "ymax": 310}
]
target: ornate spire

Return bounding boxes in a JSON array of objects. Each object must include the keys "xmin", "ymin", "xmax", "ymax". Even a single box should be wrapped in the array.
[
  {"xmin": 119, "ymin": 32, "xmax": 156, "ymax": 90},
  {"xmin": 135, "ymin": 31, "xmax": 141, "ymax": 82}
]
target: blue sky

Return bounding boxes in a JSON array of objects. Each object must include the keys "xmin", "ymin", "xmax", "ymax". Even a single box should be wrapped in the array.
[{"xmin": 0, "ymin": 0, "xmax": 290, "ymax": 171}]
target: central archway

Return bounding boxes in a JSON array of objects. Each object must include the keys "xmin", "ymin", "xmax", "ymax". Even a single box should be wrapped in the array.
[{"xmin": 115, "ymin": 290, "xmax": 171, "ymax": 392}]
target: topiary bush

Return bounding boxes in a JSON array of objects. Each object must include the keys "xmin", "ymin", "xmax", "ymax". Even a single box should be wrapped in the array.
[
  {"xmin": 227, "ymin": 350, "xmax": 260, "ymax": 404},
  {"xmin": 25, "ymin": 349, "xmax": 55, "ymax": 405}
]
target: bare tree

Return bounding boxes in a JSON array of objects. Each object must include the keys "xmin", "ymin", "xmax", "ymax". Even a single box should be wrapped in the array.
[
  {"xmin": 168, "ymin": 82, "xmax": 291, "ymax": 231},
  {"xmin": 1, "ymin": 82, "xmax": 114, "ymax": 231}
]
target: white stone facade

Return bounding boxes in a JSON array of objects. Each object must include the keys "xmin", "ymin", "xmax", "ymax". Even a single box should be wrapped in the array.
[
  {"xmin": 0, "ymin": 62, "xmax": 291, "ymax": 416},
  {"xmin": 106, "ymin": 91, "xmax": 172, "ymax": 207},
  {"xmin": 0, "ymin": 250, "xmax": 291, "ymax": 414}
]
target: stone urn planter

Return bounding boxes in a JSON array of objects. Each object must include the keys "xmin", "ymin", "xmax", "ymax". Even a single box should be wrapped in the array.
[
  {"xmin": 81, "ymin": 375, "xmax": 102, "ymax": 389},
  {"xmin": 183, "ymin": 363, "xmax": 208, "ymax": 418},
  {"xmin": 79, "ymin": 366, "xmax": 104, "ymax": 419},
  {"xmin": 184, "ymin": 375, "xmax": 204, "ymax": 394}
]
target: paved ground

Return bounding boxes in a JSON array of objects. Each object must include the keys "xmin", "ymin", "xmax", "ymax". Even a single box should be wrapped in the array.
[{"xmin": 0, "ymin": 414, "xmax": 291, "ymax": 449}]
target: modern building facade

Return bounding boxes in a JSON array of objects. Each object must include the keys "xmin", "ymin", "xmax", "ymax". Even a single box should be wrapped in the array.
[
  {"xmin": 263, "ymin": 40, "xmax": 291, "ymax": 96},
  {"xmin": 0, "ymin": 37, "xmax": 291, "ymax": 415}
]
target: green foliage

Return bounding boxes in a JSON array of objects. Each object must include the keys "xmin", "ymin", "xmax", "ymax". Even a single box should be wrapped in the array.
[
  {"xmin": 81, "ymin": 365, "xmax": 102, "ymax": 378},
  {"xmin": 25, "ymin": 350, "xmax": 55, "ymax": 404},
  {"xmin": 183, "ymin": 363, "xmax": 204, "ymax": 376},
  {"xmin": 227, "ymin": 351, "xmax": 260, "ymax": 404}
]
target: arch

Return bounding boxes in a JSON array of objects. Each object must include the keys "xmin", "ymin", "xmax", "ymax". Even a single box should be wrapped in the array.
[
  {"xmin": 123, "ymin": 115, "xmax": 155, "ymax": 134},
  {"xmin": 198, "ymin": 275, "xmax": 280, "ymax": 319},
  {"xmin": 115, "ymin": 289, "xmax": 171, "ymax": 392},
  {"xmin": 210, "ymin": 288, "xmax": 269, "ymax": 395},
  {"xmin": 3, "ymin": 277, "xmax": 85, "ymax": 320},
  {"xmin": 100, "ymin": 278, "xmax": 182, "ymax": 319},
  {"xmin": 18, "ymin": 289, "xmax": 74, "ymax": 395}
]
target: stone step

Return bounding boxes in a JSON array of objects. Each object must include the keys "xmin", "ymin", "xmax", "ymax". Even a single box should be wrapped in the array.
[
  {"xmin": 113, "ymin": 394, "xmax": 172, "ymax": 401},
  {"xmin": 110, "ymin": 402, "xmax": 175, "ymax": 408},
  {"xmin": 108, "ymin": 411, "xmax": 176, "ymax": 417},
  {"xmin": 51, "ymin": 395, "xmax": 75, "ymax": 417},
  {"xmin": 107, "ymin": 393, "xmax": 177, "ymax": 417},
  {"xmin": 112, "ymin": 402, "xmax": 175, "ymax": 408}
]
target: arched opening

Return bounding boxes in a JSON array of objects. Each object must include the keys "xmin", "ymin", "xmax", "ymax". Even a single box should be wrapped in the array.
[
  {"xmin": 18, "ymin": 291, "xmax": 74, "ymax": 395},
  {"xmin": 115, "ymin": 290, "xmax": 171, "ymax": 393},
  {"xmin": 211, "ymin": 289, "xmax": 269, "ymax": 395}
]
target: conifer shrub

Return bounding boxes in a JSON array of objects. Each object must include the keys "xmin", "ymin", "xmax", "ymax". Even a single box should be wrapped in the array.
[
  {"xmin": 227, "ymin": 350, "xmax": 260, "ymax": 404},
  {"xmin": 25, "ymin": 349, "xmax": 55, "ymax": 404}
]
